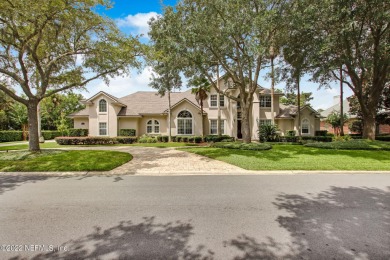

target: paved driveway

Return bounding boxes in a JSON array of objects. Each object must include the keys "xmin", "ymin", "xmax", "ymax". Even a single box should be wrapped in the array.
[{"xmin": 90, "ymin": 146, "xmax": 248, "ymax": 175}]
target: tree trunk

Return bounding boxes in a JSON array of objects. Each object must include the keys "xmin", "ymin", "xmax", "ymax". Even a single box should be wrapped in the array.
[
  {"xmin": 27, "ymin": 100, "xmax": 40, "ymax": 152},
  {"xmin": 297, "ymin": 74, "xmax": 301, "ymax": 137},
  {"xmin": 168, "ymin": 91, "xmax": 172, "ymax": 142},
  {"xmin": 200, "ymin": 101, "xmax": 204, "ymax": 138},
  {"xmin": 217, "ymin": 65, "xmax": 222, "ymax": 136},
  {"xmin": 362, "ymin": 110, "xmax": 376, "ymax": 140},
  {"xmin": 241, "ymin": 104, "xmax": 252, "ymax": 143},
  {"xmin": 339, "ymin": 66, "xmax": 344, "ymax": 136},
  {"xmin": 271, "ymin": 55, "xmax": 275, "ymax": 125}
]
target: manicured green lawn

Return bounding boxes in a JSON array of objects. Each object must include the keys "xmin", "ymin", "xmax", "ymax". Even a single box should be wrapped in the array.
[
  {"xmin": 180, "ymin": 144, "xmax": 390, "ymax": 171},
  {"xmin": 0, "ymin": 142, "xmax": 198, "ymax": 151},
  {"xmin": 0, "ymin": 150, "xmax": 132, "ymax": 172}
]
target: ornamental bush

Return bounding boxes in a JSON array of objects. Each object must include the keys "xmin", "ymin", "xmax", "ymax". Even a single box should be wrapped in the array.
[
  {"xmin": 138, "ymin": 134, "xmax": 157, "ymax": 143},
  {"xmin": 315, "ymin": 130, "xmax": 328, "ymax": 136},
  {"xmin": 210, "ymin": 142, "xmax": 272, "ymax": 151},
  {"xmin": 0, "ymin": 131, "xmax": 23, "ymax": 142},
  {"xmin": 119, "ymin": 129, "xmax": 136, "ymax": 136},
  {"xmin": 204, "ymin": 135, "xmax": 234, "ymax": 142},
  {"xmin": 304, "ymin": 139, "xmax": 390, "ymax": 150},
  {"xmin": 55, "ymin": 136, "xmax": 137, "ymax": 145},
  {"xmin": 68, "ymin": 128, "xmax": 89, "ymax": 137}
]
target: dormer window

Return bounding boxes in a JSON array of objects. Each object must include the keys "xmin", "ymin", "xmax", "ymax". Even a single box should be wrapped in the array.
[
  {"xmin": 260, "ymin": 96, "xmax": 271, "ymax": 108},
  {"xmin": 99, "ymin": 99, "xmax": 107, "ymax": 112}
]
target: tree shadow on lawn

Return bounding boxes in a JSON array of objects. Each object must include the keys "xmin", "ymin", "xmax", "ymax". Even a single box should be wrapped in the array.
[
  {"xmin": 187, "ymin": 145, "xmax": 390, "ymax": 163},
  {"xmin": 226, "ymin": 186, "xmax": 390, "ymax": 259},
  {"xmin": 11, "ymin": 217, "xmax": 214, "ymax": 260}
]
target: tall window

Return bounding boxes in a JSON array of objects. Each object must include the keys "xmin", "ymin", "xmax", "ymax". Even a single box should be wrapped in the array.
[
  {"xmin": 99, "ymin": 122, "xmax": 107, "ymax": 135},
  {"xmin": 146, "ymin": 120, "xmax": 160, "ymax": 134},
  {"xmin": 210, "ymin": 120, "xmax": 225, "ymax": 135},
  {"xmin": 210, "ymin": 95, "xmax": 218, "ymax": 107},
  {"xmin": 260, "ymin": 96, "xmax": 271, "ymax": 108},
  {"xmin": 210, "ymin": 94, "xmax": 224, "ymax": 107},
  {"xmin": 99, "ymin": 99, "xmax": 107, "ymax": 112},
  {"xmin": 302, "ymin": 119, "xmax": 310, "ymax": 134},
  {"xmin": 177, "ymin": 110, "xmax": 193, "ymax": 135}
]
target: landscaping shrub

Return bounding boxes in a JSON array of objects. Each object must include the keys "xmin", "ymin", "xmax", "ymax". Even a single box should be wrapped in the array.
[
  {"xmin": 194, "ymin": 136, "xmax": 202, "ymax": 143},
  {"xmin": 204, "ymin": 135, "xmax": 234, "ymax": 142},
  {"xmin": 0, "ymin": 131, "xmax": 24, "ymax": 142},
  {"xmin": 176, "ymin": 136, "xmax": 182, "ymax": 142},
  {"xmin": 301, "ymin": 136, "xmax": 333, "ymax": 142},
  {"xmin": 181, "ymin": 136, "xmax": 188, "ymax": 143},
  {"xmin": 258, "ymin": 124, "xmax": 279, "ymax": 142},
  {"xmin": 304, "ymin": 139, "xmax": 390, "ymax": 150},
  {"xmin": 171, "ymin": 136, "xmax": 177, "ymax": 142},
  {"xmin": 119, "ymin": 129, "xmax": 136, "ymax": 136},
  {"xmin": 68, "ymin": 128, "xmax": 89, "ymax": 137},
  {"xmin": 332, "ymin": 135, "xmax": 352, "ymax": 142},
  {"xmin": 315, "ymin": 130, "xmax": 328, "ymax": 136},
  {"xmin": 55, "ymin": 136, "xmax": 137, "ymax": 145},
  {"xmin": 138, "ymin": 134, "xmax": 157, "ymax": 143},
  {"xmin": 375, "ymin": 135, "xmax": 390, "ymax": 142},
  {"xmin": 210, "ymin": 142, "xmax": 272, "ymax": 151},
  {"xmin": 41, "ymin": 130, "xmax": 61, "ymax": 140}
]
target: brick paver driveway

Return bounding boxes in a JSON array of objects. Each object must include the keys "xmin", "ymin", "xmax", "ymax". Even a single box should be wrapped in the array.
[{"xmin": 86, "ymin": 146, "xmax": 247, "ymax": 175}]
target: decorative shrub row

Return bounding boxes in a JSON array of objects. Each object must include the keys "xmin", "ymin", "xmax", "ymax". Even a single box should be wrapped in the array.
[
  {"xmin": 204, "ymin": 135, "xmax": 235, "ymax": 143},
  {"xmin": 304, "ymin": 139, "xmax": 390, "ymax": 150},
  {"xmin": 55, "ymin": 136, "xmax": 137, "ymax": 145},
  {"xmin": 0, "ymin": 131, "xmax": 24, "ymax": 142},
  {"xmin": 119, "ymin": 129, "xmax": 136, "ymax": 136},
  {"xmin": 301, "ymin": 136, "xmax": 333, "ymax": 142},
  {"xmin": 68, "ymin": 128, "xmax": 89, "ymax": 137},
  {"xmin": 41, "ymin": 130, "xmax": 61, "ymax": 140},
  {"xmin": 210, "ymin": 142, "xmax": 272, "ymax": 151},
  {"xmin": 172, "ymin": 136, "xmax": 203, "ymax": 143},
  {"xmin": 315, "ymin": 130, "xmax": 328, "ymax": 136},
  {"xmin": 376, "ymin": 135, "xmax": 390, "ymax": 142}
]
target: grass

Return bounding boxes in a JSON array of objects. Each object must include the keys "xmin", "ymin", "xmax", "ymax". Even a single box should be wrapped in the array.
[
  {"xmin": 0, "ymin": 141, "xmax": 199, "ymax": 151},
  {"xmin": 0, "ymin": 150, "xmax": 132, "ymax": 172},
  {"xmin": 180, "ymin": 144, "xmax": 390, "ymax": 171},
  {"xmin": 304, "ymin": 139, "xmax": 390, "ymax": 150}
]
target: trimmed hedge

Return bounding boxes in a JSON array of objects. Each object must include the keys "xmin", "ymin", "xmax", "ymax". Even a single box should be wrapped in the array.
[
  {"xmin": 304, "ymin": 139, "xmax": 390, "ymax": 150},
  {"xmin": 0, "ymin": 131, "xmax": 24, "ymax": 142},
  {"xmin": 204, "ymin": 135, "xmax": 235, "ymax": 142},
  {"xmin": 315, "ymin": 130, "xmax": 328, "ymax": 136},
  {"xmin": 42, "ymin": 131, "xmax": 61, "ymax": 140},
  {"xmin": 119, "ymin": 129, "xmax": 136, "ymax": 136},
  {"xmin": 55, "ymin": 136, "xmax": 137, "ymax": 145},
  {"xmin": 68, "ymin": 128, "xmax": 89, "ymax": 137},
  {"xmin": 210, "ymin": 142, "xmax": 272, "ymax": 151},
  {"xmin": 376, "ymin": 135, "xmax": 390, "ymax": 142},
  {"xmin": 301, "ymin": 136, "xmax": 333, "ymax": 142}
]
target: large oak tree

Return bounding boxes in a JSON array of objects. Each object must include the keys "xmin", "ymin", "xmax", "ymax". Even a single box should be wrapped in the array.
[{"xmin": 0, "ymin": 0, "xmax": 142, "ymax": 151}]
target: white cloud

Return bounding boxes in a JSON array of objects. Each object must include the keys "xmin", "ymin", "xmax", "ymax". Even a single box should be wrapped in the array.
[
  {"xmin": 116, "ymin": 12, "xmax": 159, "ymax": 38},
  {"xmin": 77, "ymin": 67, "xmax": 155, "ymax": 99}
]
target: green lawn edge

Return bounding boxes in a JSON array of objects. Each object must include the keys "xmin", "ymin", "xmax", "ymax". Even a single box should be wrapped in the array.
[
  {"xmin": 180, "ymin": 145, "xmax": 390, "ymax": 171},
  {"xmin": 0, "ymin": 150, "xmax": 132, "ymax": 172}
]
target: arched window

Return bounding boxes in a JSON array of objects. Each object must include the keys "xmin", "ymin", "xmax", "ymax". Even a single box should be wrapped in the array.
[
  {"xmin": 99, "ymin": 99, "xmax": 107, "ymax": 112},
  {"xmin": 177, "ymin": 110, "xmax": 193, "ymax": 135},
  {"xmin": 146, "ymin": 120, "xmax": 160, "ymax": 134},
  {"xmin": 302, "ymin": 119, "xmax": 310, "ymax": 134}
]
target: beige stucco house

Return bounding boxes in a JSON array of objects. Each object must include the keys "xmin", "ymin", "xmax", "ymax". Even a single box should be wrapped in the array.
[{"xmin": 70, "ymin": 77, "xmax": 321, "ymax": 139}]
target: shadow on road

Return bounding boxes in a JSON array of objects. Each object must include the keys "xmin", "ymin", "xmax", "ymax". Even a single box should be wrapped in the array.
[
  {"xmin": 227, "ymin": 186, "xmax": 390, "ymax": 259},
  {"xmin": 12, "ymin": 217, "xmax": 214, "ymax": 260},
  {"xmin": 0, "ymin": 175, "xmax": 51, "ymax": 195}
]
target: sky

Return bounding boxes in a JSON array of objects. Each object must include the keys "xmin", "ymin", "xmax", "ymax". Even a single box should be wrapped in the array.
[{"xmin": 77, "ymin": 0, "xmax": 353, "ymax": 111}]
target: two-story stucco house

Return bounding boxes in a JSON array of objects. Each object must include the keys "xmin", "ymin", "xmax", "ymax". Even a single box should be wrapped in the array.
[{"xmin": 70, "ymin": 77, "xmax": 321, "ymax": 139}]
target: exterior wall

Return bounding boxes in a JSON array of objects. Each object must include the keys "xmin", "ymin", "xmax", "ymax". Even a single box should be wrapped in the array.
[
  {"xmin": 171, "ymin": 102, "xmax": 203, "ymax": 136},
  {"xmin": 118, "ymin": 118, "xmax": 140, "ymax": 136},
  {"xmin": 73, "ymin": 117, "xmax": 89, "ymax": 129},
  {"xmin": 85, "ymin": 93, "xmax": 123, "ymax": 137},
  {"xmin": 379, "ymin": 124, "xmax": 390, "ymax": 134},
  {"xmin": 139, "ymin": 115, "xmax": 168, "ymax": 136},
  {"xmin": 293, "ymin": 108, "xmax": 319, "ymax": 136},
  {"xmin": 276, "ymin": 119, "xmax": 294, "ymax": 135}
]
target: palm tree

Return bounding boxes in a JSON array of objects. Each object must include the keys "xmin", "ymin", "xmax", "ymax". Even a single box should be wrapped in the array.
[{"xmin": 191, "ymin": 78, "xmax": 210, "ymax": 139}]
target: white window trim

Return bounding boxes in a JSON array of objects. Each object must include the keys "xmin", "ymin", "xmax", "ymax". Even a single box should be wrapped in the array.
[
  {"xmin": 177, "ymin": 110, "xmax": 194, "ymax": 135},
  {"xmin": 210, "ymin": 119, "xmax": 225, "ymax": 135},
  {"xmin": 146, "ymin": 119, "xmax": 160, "ymax": 134},
  {"xmin": 209, "ymin": 94, "xmax": 218, "ymax": 108},
  {"xmin": 99, "ymin": 122, "xmax": 108, "ymax": 136},
  {"xmin": 260, "ymin": 96, "xmax": 272, "ymax": 108},
  {"xmin": 98, "ymin": 98, "xmax": 108, "ymax": 114},
  {"xmin": 301, "ymin": 118, "xmax": 310, "ymax": 135}
]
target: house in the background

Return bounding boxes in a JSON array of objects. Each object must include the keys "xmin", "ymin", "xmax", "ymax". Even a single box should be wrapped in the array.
[
  {"xmin": 320, "ymin": 96, "xmax": 390, "ymax": 135},
  {"xmin": 70, "ymin": 77, "xmax": 322, "ymax": 139}
]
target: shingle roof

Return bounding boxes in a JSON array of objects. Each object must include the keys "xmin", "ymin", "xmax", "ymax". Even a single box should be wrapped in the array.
[
  {"xmin": 117, "ymin": 89, "xmax": 200, "ymax": 116},
  {"xmin": 321, "ymin": 99, "xmax": 355, "ymax": 118},
  {"xmin": 69, "ymin": 108, "xmax": 89, "ymax": 117},
  {"xmin": 276, "ymin": 104, "xmax": 321, "ymax": 119}
]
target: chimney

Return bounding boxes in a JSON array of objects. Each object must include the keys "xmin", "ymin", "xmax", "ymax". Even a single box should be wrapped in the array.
[{"xmin": 333, "ymin": 95, "xmax": 340, "ymax": 105}]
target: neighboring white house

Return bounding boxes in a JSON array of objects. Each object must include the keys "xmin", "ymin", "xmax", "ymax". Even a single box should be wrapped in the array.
[{"xmin": 70, "ymin": 77, "xmax": 321, "ymax": 139}]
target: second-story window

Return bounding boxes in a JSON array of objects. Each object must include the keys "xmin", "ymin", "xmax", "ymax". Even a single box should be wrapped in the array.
[
  {"xmin": 99, "ymin": 99, "xmax": 107, "ymax": 112},
  {"xmin": 260, "ymin": 96, "xmax": 271, "ymax": 108},
  {"xmin": 219, "ymin": 94, "xmax": 224, "ymax": 107},
  {"xmin": 210, "ymin": 95, "xmax": 218, "ymax": 107}
]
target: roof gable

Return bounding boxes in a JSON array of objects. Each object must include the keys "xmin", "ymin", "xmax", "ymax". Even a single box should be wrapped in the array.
[{"xmin": 83, "ymin": 91, "xmax": 127, "ymax": 107}]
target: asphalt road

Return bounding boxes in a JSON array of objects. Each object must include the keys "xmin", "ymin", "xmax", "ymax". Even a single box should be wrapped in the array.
[{"xmin": 0, "ymin": 174, "xmax": 389, "ymax": 260}]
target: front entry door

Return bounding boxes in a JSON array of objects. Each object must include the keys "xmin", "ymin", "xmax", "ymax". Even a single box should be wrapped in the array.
[{"xmin": 237, "ymin": 120, "xmax": 242, "ymax": 139}]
